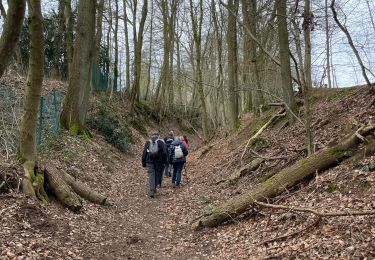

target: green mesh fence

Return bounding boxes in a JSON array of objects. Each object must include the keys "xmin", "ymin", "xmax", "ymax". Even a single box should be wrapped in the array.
[{"xmin": 92, "ymin": 64, "xmax": 108, "ymax": 92}]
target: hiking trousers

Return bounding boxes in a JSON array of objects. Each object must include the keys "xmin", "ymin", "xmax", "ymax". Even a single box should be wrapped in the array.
[{"xmin": 172, "ymin": 162, "xmax": 185, "ymax": 187}]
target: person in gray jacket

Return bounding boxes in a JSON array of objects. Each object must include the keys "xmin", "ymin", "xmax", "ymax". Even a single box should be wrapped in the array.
[{"xmin": 142, "ymin": 131, "xmax": 167, "ymax": 197}]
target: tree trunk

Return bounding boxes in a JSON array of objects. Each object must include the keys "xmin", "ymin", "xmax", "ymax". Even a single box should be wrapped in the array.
[
  {"xmin": 324, "ymin": 0, "xmax": 332, "ymax": 88},
  {"xmin": 93, "ymin": 0, "xmax": 105, "ymax": 66},
  {"xmin": 227, "ymin": 0, "xmax": 239, "ymax": 130},
  {"xmin": 113, "ymin": 0, "xmax": 119, "ymax": 92},
  {"xmin": 60, "ymin": 0, "xmax": 96, "ymax": 134},
  {"xmin": 128, "ymin": 0, "xmax": 148, "ymax": 113},
  {"xmin": 19, "ymin": 0, "xmax": 45, "ymax": 200},
  {"xmin": 276, "ymin": 0, "xmax": 297, "ymax": 123},
  {"xmin": 123, "ymin": 0, "xmax": 131, "ymax": 92},
  {"xmin": 19, "ymin": 0, "xmax": 43, "ymax": 163},
  {"xmin": 189, "ymin": 0, "xmax": 209, "ymax": 140},
  {"xmin": 0, "ymin": 0, "xmax": 26, "ymax": 78},
  {"xmin": 303, "ymin": 0, "xmax": 313, "ymax": 155},
  {"xmin": 63, "ymin": 0, "xmax": 73, "ymax": 78},
  {"xmin": 192, "ymin": 125, "xmax": 375, "ymax": 230}
]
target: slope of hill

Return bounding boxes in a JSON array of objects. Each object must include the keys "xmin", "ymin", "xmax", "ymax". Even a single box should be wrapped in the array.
[{"xmin": 1, "ymin": 83, "xmax": 374, "ymax": 259}]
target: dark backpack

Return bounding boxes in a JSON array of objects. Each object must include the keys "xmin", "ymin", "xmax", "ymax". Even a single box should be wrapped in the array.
[{"xmin": 148, "ymin": 140, "xmax": 159, "ymax": 160}]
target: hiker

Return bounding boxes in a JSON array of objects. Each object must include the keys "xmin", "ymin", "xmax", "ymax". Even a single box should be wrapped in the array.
[
  {"xmin": 142, "ymin": 131, "xmax": 167, "ymax": 197},
  {"xmin": 180, "ymin": 135, "xmax": 189, "ymax": 150},
  {"xmin": 164, "ymin": 131, "xmax": 174, "ymax": 177},
  {"xmin": 169, "ymin": 137, "xmax": 188, "ymax": 188}
]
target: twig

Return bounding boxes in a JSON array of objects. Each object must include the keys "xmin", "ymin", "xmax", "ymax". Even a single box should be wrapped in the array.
[{"xmin": 254, "ymin": 201, "xmax": 375, "ymax": 217}]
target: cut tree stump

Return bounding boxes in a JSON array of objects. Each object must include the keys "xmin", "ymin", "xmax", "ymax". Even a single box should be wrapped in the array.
[
  {"xmin": 192, "ymin": 125, "xmax": 375, "ymax": 230},
  {"xmin": 227, "ymin": 158, "xmax": 264, "ymax": 184}
]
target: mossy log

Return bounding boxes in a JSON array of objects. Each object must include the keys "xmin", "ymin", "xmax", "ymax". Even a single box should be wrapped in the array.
[
  {"xmin": 192, "ymin": 125, "xmax": 375, "ymax": 230},
  {"xmin": 227, "ymin": 158, "xmax": 264, "ymax": 185},
  {"xmin": 44, "ymin": 163, "xmax": 82, "ymax": 212}
]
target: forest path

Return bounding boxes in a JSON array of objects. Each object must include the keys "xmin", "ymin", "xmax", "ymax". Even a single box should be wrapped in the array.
[{"xmin": 80, "ymin": 142, "xmax": 210, "ymax": 259}]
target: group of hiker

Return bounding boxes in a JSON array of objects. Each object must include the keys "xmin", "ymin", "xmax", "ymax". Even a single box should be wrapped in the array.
[{"xmin": 141, "ymin": 131, "xmax": 189, "ymax": 197}]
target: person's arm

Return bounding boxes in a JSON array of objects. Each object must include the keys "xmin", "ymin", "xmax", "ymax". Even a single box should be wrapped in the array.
[
  {"xmin": 141, "ymin": 141, "xmax": 149, "ymax": 167},
  {"xmin": 159, "ymin": 141, "xmax": 168, "ymax": 164},
  {"xmin": 182, "ymin": 143, "xmax": 188, "ymax": 156}
]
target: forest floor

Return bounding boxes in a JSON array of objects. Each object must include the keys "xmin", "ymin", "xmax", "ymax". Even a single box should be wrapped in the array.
[{"xmin": 1, "ymin": 83, "xmax": 375, "ymax": 259}]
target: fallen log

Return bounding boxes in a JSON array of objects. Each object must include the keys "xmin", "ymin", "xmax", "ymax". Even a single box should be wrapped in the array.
[
  {"xmin": 44, "ymin": 163, "xmax": 82, "ymax": 211},
  {"xmin": 192, "ymin": 125, "xmax": 375, "ymax": 230},
  {"xmin": 227, "ymin": 158, "xmax": 264, "ymax": 185},
  {"xmin": 60, "ymin": 167, "xmax": 107, "ymax": 205},
  {"xmin": 44, "ymin": 162, "xmax": 107, "ymax": 211}
]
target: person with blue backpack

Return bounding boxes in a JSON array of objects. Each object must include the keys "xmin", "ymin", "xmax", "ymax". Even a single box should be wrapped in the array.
[
  {"xmin": 142, "ymin": 131, "xmax": 167, "ymax": 197},
  {"xmin": 169, "ymin": 137, "xmax": 188, "ymax": 188}
]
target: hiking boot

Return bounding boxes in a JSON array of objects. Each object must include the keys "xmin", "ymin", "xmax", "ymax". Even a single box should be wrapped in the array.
[
  {"xmin": 148, "ymin": 189, "xmax": 155, "ymax": 198},
  {"xmin": 172, "ymin": 182, "xmax": 176, "ymax": 188}
]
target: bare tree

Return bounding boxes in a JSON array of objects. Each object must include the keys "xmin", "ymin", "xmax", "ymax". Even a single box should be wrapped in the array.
[
  {"xmin": 128, "ymin": 0, "xmax": 148, "ymax": 113},
  {"xmin": 60, "ymin": 0, "xmax": 96, "ymax": 133},
  {"xmin": 330, "ymin": 0, "xmax": 371, "ymax": 85},
  {"xmin": 19, "ymin": 0, "xmax": 46, "ymax": 200}
]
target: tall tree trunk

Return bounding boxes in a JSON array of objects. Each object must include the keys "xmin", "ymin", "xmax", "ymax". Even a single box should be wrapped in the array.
[
  {"xmin": 0, "ymin": 0, "xmax": 26, "ymax": 78},
  {"xmin": 145, "ymin": 0, "xmax": 154, "ymax": 101},
  {"xmin": 128, "ymin": 0, "xmax": 148, "ymax": 113},
  {"xmin": 19, "ymin": 0, "xmax": 46, "ymax": 200},
  {"xmin": 63, "ymin": 0, "xmax": 73, "ymax": 78},
  {"xmin": 330, "ymin": 0, "xmax": 371, "ymax": 86},
  {"xmin": 53, "ymin": 1, "xmax": 65, "ymax": 78},
  {"xmin": 211, "ymin": 0, "xmax": 226, "ymax": 127},
  {"xmin": 303, "ymin": 0, "xmax": 313, "ymax": 155},
  {"xmin": 93, "ymin": 0, "xmax": 105, "ymax": 66},
  {"xmin": 123, "ymin": 0, "xmax": 131, "ymax": 92},
  {"xmin": 324, "ymin": 0, "xmax": 332, "ymax": 88},
  {"xmin": 227, "ymin": 0, "xmax": 239, "ymax": 130},
  {"xmin": 113, "ymin": 0, "xmax": 119, "ymax": 92},
  {"xmin": 60, "ymin": 0, "xmax": 96, "ymax": 134},
  {"xmin": 276, "ymin": 0, "xmax": 297, "ymax": 123},
  {"xmin": 189, "ymin": 0, "xmax": 209, "ymax": 140}
]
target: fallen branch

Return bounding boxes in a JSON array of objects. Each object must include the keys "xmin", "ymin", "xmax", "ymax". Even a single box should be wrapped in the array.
[
  {"xmin": 241, "ymin": 110, "xmax": 286, "ymax": 161},
  {"xmin": 255, "ymin": 201, "xmax": 375, "ymax": 217},
  {"xmin": 192, "ymin": 124, "xmax": 375, "ymax": 230},
  {"xmin": 227, "ymin": 158, "xmax": 264, "ymax": 184}
]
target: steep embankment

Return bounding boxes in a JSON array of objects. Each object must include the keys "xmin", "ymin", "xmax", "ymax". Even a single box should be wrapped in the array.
[{"xmin": 1, "ymin": 84, "xmax": 375, "ymax": 259}]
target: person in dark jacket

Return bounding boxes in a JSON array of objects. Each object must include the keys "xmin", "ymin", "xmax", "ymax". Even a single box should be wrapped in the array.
[
  {"xmin": 142, "ymin": 131, "xmax": 167, "ymax": 197},
  {"xmin": 163, "ymin": 131, "xmax": 174, "ymax": 177},
  {"xmin": 169, "ymin": 137, "xmax": 188, "ymax": 188}
]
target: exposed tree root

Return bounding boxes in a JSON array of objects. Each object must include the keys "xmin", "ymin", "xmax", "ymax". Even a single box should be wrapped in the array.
[{"xmin": 21, "ymin": 160, "xmax": 107, "ymax": 212}]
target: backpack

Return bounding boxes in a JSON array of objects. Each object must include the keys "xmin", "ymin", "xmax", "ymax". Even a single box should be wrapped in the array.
[
  {"xmin": 148, "ymin": 139, "xmax": 159, "ymax": 160},
  {"xmin": 174, "ymin": 145, "xmax": 184, "ymax": 159}
]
